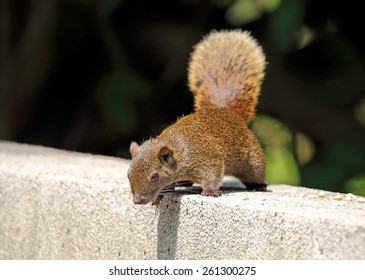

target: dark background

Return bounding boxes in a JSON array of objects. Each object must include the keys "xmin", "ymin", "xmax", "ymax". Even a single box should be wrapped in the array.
[{"xmin": 1, "ymin": 0, "xmax": 364, "ymax": 195}]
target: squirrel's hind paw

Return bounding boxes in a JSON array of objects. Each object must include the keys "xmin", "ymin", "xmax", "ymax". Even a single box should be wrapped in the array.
[{"xmin": 201, "ymin": 188, "xmax": 222, "ymax": 197}]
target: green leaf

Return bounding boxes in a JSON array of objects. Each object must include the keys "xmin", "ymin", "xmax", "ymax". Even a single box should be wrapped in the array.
[
  {"xmin": 270, "ymin": 0, "xmax": 304, "ymax": 52},
  {"xmin": 226, "ymin": 0, "xmax": 262, "ymax": 26},
  {"xmin": 264, "ymin": 147, "xmax": 300, "ymax": 185},
  {"xmin": 345, "ymin": 174, "xmax": 365, "ymax": 197}
]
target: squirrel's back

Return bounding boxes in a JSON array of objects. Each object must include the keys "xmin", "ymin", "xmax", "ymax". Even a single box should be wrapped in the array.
[{"xmin": 188, "ymin": 30, "xmax": 265, "ymax": 123}]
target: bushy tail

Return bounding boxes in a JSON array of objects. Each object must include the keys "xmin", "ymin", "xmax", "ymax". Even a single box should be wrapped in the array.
[{"xmin": 188, "ymin": 30, "xmax": 266, "ymax": 123}]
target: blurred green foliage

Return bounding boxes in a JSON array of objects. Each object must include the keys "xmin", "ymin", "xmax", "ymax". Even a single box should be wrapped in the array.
[
  {"xmin": 252, "ymin": 115, "xmax": 301, "ymax": 185},
  {"xmin": 0, "ymin": 0, "xmax": 364, "ymax": 195},
  {"xmin": 96, "ymin": 67, "xmax": 149, "ymax": 133}
]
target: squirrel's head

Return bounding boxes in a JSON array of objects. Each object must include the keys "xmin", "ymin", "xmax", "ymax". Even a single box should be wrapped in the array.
[{"xmin": 127, "ymin": 140, "xmax": 177, "ymax": 204}]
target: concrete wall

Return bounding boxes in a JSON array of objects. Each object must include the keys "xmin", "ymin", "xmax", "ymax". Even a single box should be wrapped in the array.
[{"xmin": 1, "ymin": 142, "xmax": 365, "ymax": 259}]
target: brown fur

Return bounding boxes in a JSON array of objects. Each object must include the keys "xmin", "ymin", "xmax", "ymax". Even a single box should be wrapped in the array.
[
  {"xmin": 128, "ymin": 30, "xmax": 266, "ymax": 205},
  {"xmin": 188, "ymin": 30, "xmax": 265, "ymax": 123}
]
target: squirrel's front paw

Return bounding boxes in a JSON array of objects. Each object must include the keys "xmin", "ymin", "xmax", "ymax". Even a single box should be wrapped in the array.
[
  {"xmin": 151, "ymin": 195, "xmax": 163, "ymax": 206},
  {"xmin": 201, "ymin": 188, "xmax": 222, "ymax": 197}
]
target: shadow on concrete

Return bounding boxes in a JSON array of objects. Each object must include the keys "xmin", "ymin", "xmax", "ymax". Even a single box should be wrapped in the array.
[{"xmin": 156, "ymin": 195, "xmax": 181, "ymax": 259}]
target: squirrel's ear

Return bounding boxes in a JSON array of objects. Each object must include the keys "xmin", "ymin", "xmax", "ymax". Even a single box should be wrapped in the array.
[
  {"xmin": 156, "ymin": 146, "xmax": 175, "ymax": 166},
  {"xmin": 129, "ymin": 141, "xmax": 139, "ymax": 158}
]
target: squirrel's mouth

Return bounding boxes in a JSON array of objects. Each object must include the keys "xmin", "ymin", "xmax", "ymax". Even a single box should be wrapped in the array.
[
  {"xmin": 132, "ymin": 188, "xmax": 161, "ymax": 205},
  {"xmin": 133, "ymin": 193, "xmax": 152, "ymax": 204}
]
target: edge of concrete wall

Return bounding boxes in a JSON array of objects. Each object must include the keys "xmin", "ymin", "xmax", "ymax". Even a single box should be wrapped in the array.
[{"xmin": 1, "ymin": 141, "xmax": 365, "ymax": 259}]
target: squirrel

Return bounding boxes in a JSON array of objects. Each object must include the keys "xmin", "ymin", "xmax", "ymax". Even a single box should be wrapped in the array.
[{"xmin": 127, "ymin": 29, "xmax": 266, "ymax": 205}]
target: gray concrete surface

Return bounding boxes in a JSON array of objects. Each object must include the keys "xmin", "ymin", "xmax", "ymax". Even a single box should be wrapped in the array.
[{"xmin": 1, "ymin": 141, "xmax": 365, "ymax": 259}]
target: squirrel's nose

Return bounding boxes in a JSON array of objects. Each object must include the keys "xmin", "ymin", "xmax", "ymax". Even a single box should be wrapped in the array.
[{"xmin": 133, "ymin": 193, "xmax": 148, "ymax": 204}]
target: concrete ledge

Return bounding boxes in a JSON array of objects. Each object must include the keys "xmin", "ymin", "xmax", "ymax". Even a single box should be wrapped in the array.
[{"xmin": 1, "ymin": 142, "xmax": 365, "ymax": 259}]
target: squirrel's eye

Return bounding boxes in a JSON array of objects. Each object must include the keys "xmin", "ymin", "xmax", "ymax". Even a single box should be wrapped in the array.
[{"xmin": 149, "ymin": 173, "xmax": 160, "ymax": 183}]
